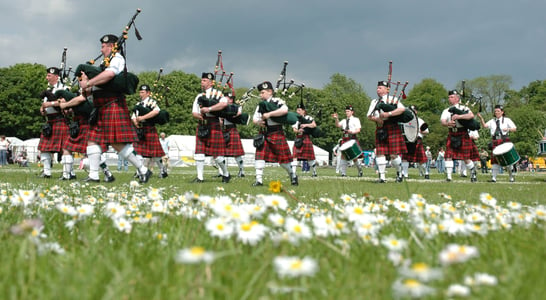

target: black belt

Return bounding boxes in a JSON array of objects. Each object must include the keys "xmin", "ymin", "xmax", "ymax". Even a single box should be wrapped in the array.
[
  {"xmin": 266, "ymin": 125, "xmax": 283, "ymax": 134},
  {"xmin": 93, "ymin": 90, "xmax": 123, "ymax": 98},
  {"xmin": 224, "ymin": 124, "xmax": 236, "ymax": 129},
  {"xmin": 343, "ymin": 133, "xmax": 356, "ymax": 139},
  {"xmin": 450, "ymin": 128, "xmax": 460, "ymax": 132}
]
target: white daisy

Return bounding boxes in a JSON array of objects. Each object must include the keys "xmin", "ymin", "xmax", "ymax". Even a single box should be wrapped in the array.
[
  {"xmin": 273, "ymin": 256, "xmax": 318, "ymax": 278},
  {"xmin": 392, "ymin": 278, "xmax": 435, "ymax": 299},
  {"xmin": 175, "ymin": 247, "xmax": 215, "ymax": 264},
  {"xmin": 381, "ymin": 234, "xmax": 408, "ymax": 252},
  {"xmin": 398, "ymin": 262, "xmax": 443, "ymax": 282},
  {"xmin": 445, "ymin": 284, "xmax": 471, "ymax": 297},
  {"xmin": 113, "ymin": 217, "xmax": 132, "ymax": 234},
  {"xmin": 205, "ymin": 217, "xmax": 234, "ymax": 239},
  {"xmin": 236, "ymin": 221, "xmax": 268, "ymax": 246},
  {"xmin": 439, "ymin": 244, "xmax": 479, "ymax": 266}
]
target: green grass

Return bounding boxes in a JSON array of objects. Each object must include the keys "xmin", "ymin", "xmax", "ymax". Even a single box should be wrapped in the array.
[{"xmin": 1, "ymin": 163, "xmax": 546, "ymax": 299}]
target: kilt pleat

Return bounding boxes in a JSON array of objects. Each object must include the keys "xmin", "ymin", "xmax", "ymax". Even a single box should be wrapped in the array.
[
  {"xmin": 375, "ymin": 122, "xmax": 407, "ymax": 156},
  {"xmin": 224, "ymin": 127, "xmax": 245, "ymax": 157},
  {"xmin": 293, "ymin": 134, "xmax": 315, "ymax": 161},
  {"xmin": 445, "ymin": 131, "xmax": 479, "ymax": 160},
  {"xmin": 38, "ymin": 118, "xmax": 68, "ymax": 152},
  {"xmin": 133, "ymin": 125, "xmax": 165, "ymax": 157},
  {"xmin": 255, "ymin": 131, "xmax": 292, "ymax": 164},
  {"xmin": 88, "ymin": 96, "xmax": 138, "ymax": 145},
  {"xmin": 403, "ymin": 138, "xmax": 427, "ymax": 163},
  {"xmin": 195, "ymin": 121, "xmax": 227, "ymax": 157}
]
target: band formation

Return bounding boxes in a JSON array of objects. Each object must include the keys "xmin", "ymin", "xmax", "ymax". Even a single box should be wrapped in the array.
[{"xmin": 35, "ymin": 9, "xmax": 519, "ymax": 186}]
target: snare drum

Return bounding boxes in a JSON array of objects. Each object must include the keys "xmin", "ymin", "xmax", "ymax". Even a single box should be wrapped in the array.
[
  {"xmin": 492, "ymin": 142, "xmax": 520, "ymax": 166},
  {"xmin": 339, "ymin": 140, "xmax": 362, "ymax": 161}
]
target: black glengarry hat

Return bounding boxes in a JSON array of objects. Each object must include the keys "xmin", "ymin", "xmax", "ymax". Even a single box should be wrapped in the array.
[
  {"xmin": 202, "ymin": 72, "xmax": 215, "ymax": 80},
  {"xmin": 100, "ymin": 34, "xmax": 118, "ymax": 44},
  {"xmin": 47, "ymin": 67, "xmax": 60, "ymax": 76},
  {"xmin": 257, "ymin": 81, "xmax": 274, "ymax": 91}
]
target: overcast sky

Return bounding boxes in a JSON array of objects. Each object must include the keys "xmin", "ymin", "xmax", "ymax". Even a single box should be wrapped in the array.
[{"xmin": 2, "ymin": 0, "xmax": 545, "ymax": 96}]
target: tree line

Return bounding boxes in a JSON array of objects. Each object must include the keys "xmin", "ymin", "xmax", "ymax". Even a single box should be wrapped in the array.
[{"xmin": 1, "ymin": 63, "xmax": 545, "ymax": 159}]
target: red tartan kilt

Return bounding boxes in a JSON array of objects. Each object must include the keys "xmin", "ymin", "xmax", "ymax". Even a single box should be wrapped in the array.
[
  {"xmin": 490, "ymin": 138, "xmax": 511, "ymax": 164},
  {"xmin": 38, "ymin": 118, "xmax": 68, "ymax": 152},
  {"xmin": 403, "ymin": 138, "xmax": 427, "ymax": 163},
  {"xmin": 224, "ymin": 127, "xmax": 245, "ymax": 157},
  {"xmin": 293, "ymin": 134, "xmax": 315, "ymax": 161},
  {"xmin": 445, "ymin": 131, "xmax": 479, "ymax": 160},
  {"xmin": 88, "ymin": 97, "xmax": 138, "ymax": 145},
  {"xmin": 133, "ymin": 125, "xmax": 165, "ymax": 157},
  {"xmin": 195, "ymin": 121, "xmax": 227, "ymax": 157},
  {"xmin": 375, "ymin": 122, "xmax": 407, "ymax": 156},
  {"xmin": 255, "ymin": 131, "xmax": 293, "ymax": 164}
]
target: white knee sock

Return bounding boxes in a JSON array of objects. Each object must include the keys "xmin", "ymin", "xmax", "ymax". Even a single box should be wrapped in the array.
[
  {"xmin": 402, "ymin": 161, "xmax": 410, "ymax": 177},
  {"xmin": 255, "ymin": 160, "xmax": 265, "ymax": 183},
  {"xmin": 87, "ymin": 145, "xmax": 102, "ymax": 180},
  {"xmin": 215, "ymin": 156, "xmax": 229, "ymax": 177},
  {"xmin": 120, "ymin": 144, "xmax": 146, "ymax": 175},
  {"xmin": 445, "ymin": 160, "xmax": 454, "ymax": 180},
  {"xmin": 194, "ymin": 153, "xmax": 205, "ymax": 180},
  {"xmin": 376, "ymin": 156, "xmax": 387, "ymax": 180},
  {"xmin": 41, "ymin": 152, "xmax": 52, "ymax": 176}
]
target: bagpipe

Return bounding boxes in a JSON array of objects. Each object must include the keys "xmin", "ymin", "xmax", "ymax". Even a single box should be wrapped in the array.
[
  {"xmin": 132, "ymin": 68, "xmax": 170, "ymax": 126},
  {"xmin": 198, "ymin": 50, "xmax": 249, "ymax": 125},
  {"xmin": 73, "ymin": 9, "xmax": 143, "ymax": 95},
  {"xmin": 372, "ymin": 61, "xmax": 414, "ymax": 123},
  {"xmin": 54, "ymin": 90, "xmax": 93, "ymax": 118},
  {"xmin": 447, "ymin": 80, "xmax": 481, "ymax": 131},
  {"xmin": 255, "ymin": 60, "xmax": 303, "ymax": 125}
]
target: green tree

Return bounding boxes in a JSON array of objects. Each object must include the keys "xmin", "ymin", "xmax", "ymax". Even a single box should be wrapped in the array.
[{"xmin": 0, "ymin": 63, "xmax": 48, "ymax": 139}]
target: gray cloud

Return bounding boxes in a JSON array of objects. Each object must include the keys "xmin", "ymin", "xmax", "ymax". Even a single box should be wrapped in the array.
[{"xmin": 2, "ymin": 0, "xmax": 545, "ymax": 96}]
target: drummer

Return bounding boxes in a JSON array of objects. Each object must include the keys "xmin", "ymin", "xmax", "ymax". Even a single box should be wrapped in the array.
[
  {"xmin": 367, "ymin": 81, "xmax": 407, "ymax": 183},
  {"xmin": 332, "ymin": 105, "xmax": 363, "ymax": 178},
  {"xmin": 477, "ymin": 105, "xmax": 517, "ymax": 182}
]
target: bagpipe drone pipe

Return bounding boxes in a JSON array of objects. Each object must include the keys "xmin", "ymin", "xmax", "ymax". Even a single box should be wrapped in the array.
[{"xmin": 73, "ymin": 9, "xmax": 143, "ymax": 95}]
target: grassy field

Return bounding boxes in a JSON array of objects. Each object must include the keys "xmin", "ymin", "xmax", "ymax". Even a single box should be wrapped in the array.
[{"xmin": 1, "ymin": 163, "xmax": 545, "ymax": 299}]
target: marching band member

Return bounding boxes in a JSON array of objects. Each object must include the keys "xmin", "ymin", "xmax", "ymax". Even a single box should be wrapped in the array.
[
  {"xmin": 79, "ymin": 34, "xmax": 151, "ymax": 183},
  {"xmin": 38, "ymin": 67, "xmax": 69, "ymax": 178},
  {"xmin": 367, "ymin": 81, "xmax": 407, "ymax": 183},
  {"xmin": 132, "ymin": 84, "xmax": 168, "ymax": 179},
  {"xmin": 401, "ymin": 106, "xmax": 429, "ymax": 180},
  {"xmin": 191, "ymin": 72, "xmax": 230, "ymax": 183},
  {"xmin": 477, "ymin": 105, "xmax": 517, "ymax": 182},
  {"xmin": 222, "ymin": 93, "xmax": 246, "ymax": 178},
  {"xmin": 252, "ymin": 81, "xmax": 298, "ymax": 186},
  {"xmin": 291, "ymin": 102, "xmax": 318, "ymax": 177},
  {"xmin": 440, "ymin": 90, "xmax": 479, "ymax": 182},
  {"xmin": 333, "ymin": 105, "xmax": 363, "ymax": 178},
  {"xmin": 57, "ymin": 90, "xmax": 115, "ymax": 182}
]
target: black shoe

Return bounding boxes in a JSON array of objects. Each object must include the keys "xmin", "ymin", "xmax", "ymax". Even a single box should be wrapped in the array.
[
  {"xmin": 133, "ymin": 172, "xmax": 139, "ymax": 179},
  {"xmin": 82, "ymin": 177, "xmax": 100, "ymax": 183},
  {"xmin": 446, "ymin": 178, "xmax": 452, "ymax": 182},
  {"xmin": 222, "ymin": 174, "xmax": 231, "ymax": 183},
  {"xmin": 471, "ymin": 177, "xmax": 477, "ymax": 182},
  {"xmin": 139, "ymin": 170, "xmax": 153, "ymax": 183},
  {"xmin": 191, "ymin": 177, "xmax": 204, "ymax": 183},
  {"xmin": 375, "ymin": 179, "xmax": 386, "ymax": 184},
  {"xmin": 69, "ymin": 174, "xmax": 77, "ymax": 180},
  {"xmin": 396, "ymin": 176, "xmax": 403, "ymax": 183},
  {"xmin": 358, "ymin": 170, "xmax": 363, "ymax": 177},
  {"xmin": 104, "ymin": 174, "xmax": 116, "ymax": 183},
  {"xmin": 461, "ymin": 175, "xmax": 468, "ymax": 178},
  {"xmin": 312, "ymin": 172, "xmax": 318, "ymax": 177},
  {"xmin": 291, "ymin": 175, "xmax": 299, "ymax": 186},
  {"xmin": 38, "ymin": 173, "xmax": 51, "ymax": 178},
  {"xmin": 252, "ymin": 181, "xmax": 263, "ymax": 186},
  {"xmin": 238, "ymin": 170, "xmax": 245, "ymax": 177},
  {"xmin": 159, "ymin": 172, "xmax": 168, "ymax": 178},
  {"xmin": 488, "ymin": 179, "xmax": 497, "ymax": 183},
  {"xmin": 216, "ymin": 174, "xmax": 223, "ymax": 178},
  {"xmin": 341, "ymin": 174, "xmax": 347, "ymax": 177},
  {"xmin": 59, "ymin": 176, "xmax": 71, "ymax": 181},
  {"xmin": 509, "ymin": 176, "xmax": 515, "ymax": 182},
  {"xmin": 424, "ymin": 174, "xmax": 430, "ymax": 179}
]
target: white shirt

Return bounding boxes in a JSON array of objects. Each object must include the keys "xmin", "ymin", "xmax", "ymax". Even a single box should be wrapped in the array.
[
  {"xmin": 338, "ymin": 117, "xmax": 361, "ymax": 132},
  {"xmin": 104, "ymin": 53, "xmax": 125, "ymax": 75},
  {"xmin": 367, "ymin": 95, "xmax": 404, "ymax": 119},
  {"xmin": 292, "ymin": 115, "xmax": 314, "ymax": 131},
  {"xmin": 485, "ymin": 117, "xmax": 516, "ymax": 137},
  {"xmin": 192, "ymin": 88, "xmax": 228, "ymax": 116},
  {"xmin": 440, "ymin": 103, "xmax": 472, "ymax": 128},
  {"xmin": 160, "ymin": 138, "xmax": 169, "ymax": 155},
  {"xmin": 44, "ymin": 81, "xmax": 67, "ymax": 114},
  {"xmin": 252, "ymin": 97, "xmax": 288, "ymax": 126},
  {"xmin": 131, "ymin": 96, "xmax": 160, "ymax": 119}
]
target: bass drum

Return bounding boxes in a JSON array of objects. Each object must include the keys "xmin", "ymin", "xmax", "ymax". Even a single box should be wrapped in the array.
[
  {"xmin": 402, "ymin": 107, "xmax": 419, "ymax": 143},
  {"xmin": 339, "ymin": 140, "xmax": 362, "ymax": 161},
  {"xmin": 492, "ymin": 142, "xmax": 520, "ymax": 166}
]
